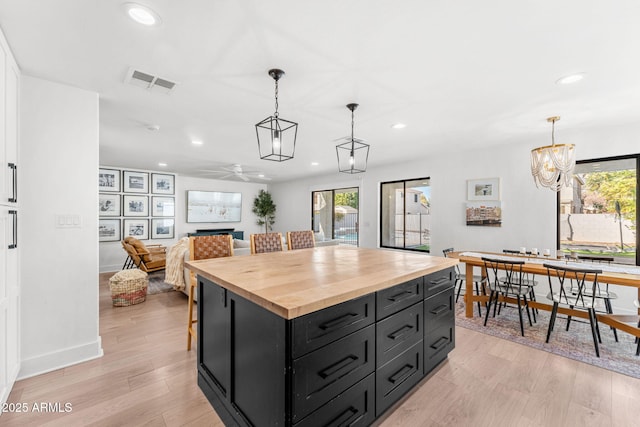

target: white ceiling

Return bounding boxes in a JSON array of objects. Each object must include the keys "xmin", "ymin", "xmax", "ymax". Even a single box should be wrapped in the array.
[{"xmin": 1, "ymin": 0, "xmax": 640, "ymax": 182}]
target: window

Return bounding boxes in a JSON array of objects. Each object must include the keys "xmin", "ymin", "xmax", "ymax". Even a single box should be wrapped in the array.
[
  {"xmin": 380, "ymin": 177, "xmax": 431, "ymax": 252},
  {"xmin": 312, "ymin": 187, "xmax": 359, "ymax": 246},
  {"xmin": 558, "ymin": 154, "xmax": 639, "ymax": 265}
]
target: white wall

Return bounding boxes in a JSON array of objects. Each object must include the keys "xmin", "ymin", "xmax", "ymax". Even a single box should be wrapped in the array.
[
  {"xmin": 99, "ymin": 175, "xmax": 268, "ymax": 272},
  {"xmin": 270, "ymin": 122, "xmax": 640, "ymax": 314},
  {"xmin": 19, "ymin": 76, "xmax": 101, "ymax": 378}
]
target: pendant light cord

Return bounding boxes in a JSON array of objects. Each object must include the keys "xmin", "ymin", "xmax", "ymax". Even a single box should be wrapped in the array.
[
  {"xmin": 274, "ymin": 80, "xmax": 279, "ymax": 118},
  {"xmin": 551, "ymin": 118, "xmax": 555, "ymax": 146},
  {"xmin": 351, "ymin": 108, "xmax": 355, "ymax": 149}
]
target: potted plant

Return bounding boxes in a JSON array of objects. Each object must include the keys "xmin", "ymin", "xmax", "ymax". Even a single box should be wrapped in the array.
[{"xmin": 252, "ymin": 190, "xmax": 276, "ymax": 233}]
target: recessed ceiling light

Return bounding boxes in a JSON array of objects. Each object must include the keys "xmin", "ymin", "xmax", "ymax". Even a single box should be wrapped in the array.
[
  {"xmin": 123, "ymin": 3, "xmax": 161, "ymax": 26},
  {"xmin": 158, "ymin": 162, "xmax": 167, "ymax": 167},
  {"xmin": 556, "ymin": 73, "xmax": 585, "ymax": 85},
  {"xmin": 191, "ymin": 140, "xmax": 203, "ymax": 145},
  {"xmin": 391, "ymin": 123, "xmax": 406, "ymax": 129},
  {"xmin": 258, "ymin": 174, "xmax": 265, "ymax": 178},
  {"xmin": 311, "ymin": 162, "xmax": 319, "ymax": 166}
]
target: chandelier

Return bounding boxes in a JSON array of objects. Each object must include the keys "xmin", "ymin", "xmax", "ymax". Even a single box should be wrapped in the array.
[
  {"xmin": 530, "ymin": 116, "xmax": 575, "ymax": 191},
  {"xmin": 255, "ymin": 69, "xmax": 297, "ymax": 162},
  {"xmin": 336, "ymin": 103, "xmax": 369, "ymax": 174}
]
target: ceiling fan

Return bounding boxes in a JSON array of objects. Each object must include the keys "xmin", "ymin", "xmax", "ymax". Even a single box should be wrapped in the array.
[{"xmin": 198, "ymin": 164, "xmax": 271, "ymax": 182}]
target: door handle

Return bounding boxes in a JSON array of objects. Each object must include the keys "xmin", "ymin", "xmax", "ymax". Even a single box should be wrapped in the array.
[
  {"xmin": 8, "ymin": 163, "xmax": 17, "ymax": 203},
  {"xmin": 8, "ymin": 210, "xmax": 17, "ymax": 249}
]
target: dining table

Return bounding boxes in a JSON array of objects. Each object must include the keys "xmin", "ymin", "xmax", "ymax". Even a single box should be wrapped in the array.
[{"xmin": 453, "ymin": 251, "xmax": 640, "ymax": 341}]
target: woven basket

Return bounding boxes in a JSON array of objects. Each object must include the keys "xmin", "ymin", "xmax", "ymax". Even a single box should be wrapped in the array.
[{"xmin": 109, "ymin": 269, "xmax": 148, "ymax": 306}]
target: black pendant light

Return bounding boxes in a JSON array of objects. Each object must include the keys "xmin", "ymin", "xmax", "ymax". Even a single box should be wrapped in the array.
[
  {"xmin": 336, "ymin": 103, "xmax": 369, "ymax": 173},
  {"xmin": 255, "ymin": 69, "xmax": 298, "ymax": 162}
]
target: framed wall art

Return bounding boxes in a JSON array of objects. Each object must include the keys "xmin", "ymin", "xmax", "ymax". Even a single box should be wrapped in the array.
[
  {"xmin": 99, "ymin": 168, "xmax": 120, "ymax": 192},
  {"xmin": 152, "ymin": 173, "xmax": 175, "ymax": 195},
  {"xmin": 466, "ymin": 201, "xmax": 502, "ymax": 227},
  {"xmin": 467, "ymin": 177, "xmax": 500, "ymax": 201},
  {"xmin": 124, "ymin": 219, "xmax": 149, "ymax": 240},
  {"xmin": 123, "ymin": 195, "xmax": 149, "ymax": 216},
  {"xmin": 99, "ymin": 219, "xmax": 121, "ymax": 242},
  {"xmin": 152, "ymin": 196, "xmax": 175, "ymax": 217},
  {"xmin": 99, "ymin": 193, "xmax": 121, "ymax": 217},
  {"xmin": 123, "ymin": 170, "xmax": 149, "ymax": 193},
  {"xmin": 152, "ymin": 218, "xmax": 175, "ymax": 239},
  {"xmin": 186, "ymin": 190, "xmax": 242, "ymax": 223}
]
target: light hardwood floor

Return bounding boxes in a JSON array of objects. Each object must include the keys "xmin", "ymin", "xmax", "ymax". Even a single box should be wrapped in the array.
[{"xmin": 3, "ymin": 274, "xmax": 640, "ymax": 426}]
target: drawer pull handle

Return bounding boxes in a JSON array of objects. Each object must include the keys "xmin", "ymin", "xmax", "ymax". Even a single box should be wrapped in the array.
[
  {"xmin": 328, "ymin": 406, "xmax": 359, "ymax": 427},
  {"xmin": 319, "ymin": 313, "xmax": 358, "ymax": 331},
  {"xmin": 319, "ymin": 354, "xmax": 358, "ymax": 379},
  {"xmin": 429, "ymin": 304, "xmax": 449, "ymax": 315},
  {"xmin": 388, "ymin": 289, "xmax": 414, "ymax": 303},
  {"xmin": 430, "ymin": 337, "xmax": 449, "ymax": 350},
  {"xmin": 388, "ymin": 324, "xmax": 414, "ymax": 340},
  {"xmin": 389, "ymin": 364, "xmax": 414, "ymax": 384},
  {"xmin": 428, "ymin": 277, "xmax": 449, "ymax": 287}
]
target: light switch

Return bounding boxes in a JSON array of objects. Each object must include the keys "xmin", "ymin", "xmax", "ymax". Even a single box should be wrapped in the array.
[{"xmin": 55, "ymin": 214, "xmax": 83, "ymax": 228}]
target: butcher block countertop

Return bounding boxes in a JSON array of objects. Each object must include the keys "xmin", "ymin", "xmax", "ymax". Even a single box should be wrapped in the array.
[{"xmin": 185, "ymin": 245, "xmax": 458, "ymax": 319}]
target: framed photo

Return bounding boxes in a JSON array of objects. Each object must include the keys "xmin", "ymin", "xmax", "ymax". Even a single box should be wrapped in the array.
[
  {"xmin": 123, "ymin": 170, "xmax": 149, "ymax": 193},
  {"xmin": 467, "ymin": 177, "xmax": 500, "ymax": 201},
  {"xmin": 152, "ymin": 173, "xmax": 175, "ymax": 195},
  {"xmin": 152, "ymin": 218, "xmax": 175, "ymax": 239},
  {"xmin": 99, "ymin": 168, "xmax": 120, "ymax": 192},
  {"xmin": 152, "ymin": 196, "xmax": 175, "ymax": 217},
  {"xmin": 99, "ymin": 193, "xmax": 121, "ymax": 217},
  {"xmin": 99, "ymin": 219, "xmax": 121, "ymax": 242},
  {"xmin": 466, "ymin": 201, "xmax": 502, "ymax": 227},
  {"xmin": 123, "ymin": 195, "xmax": 149, "ymax": 216},
  {"xmin": 124, "ymin": 219, "xmax": 149, "ymax": 240}
]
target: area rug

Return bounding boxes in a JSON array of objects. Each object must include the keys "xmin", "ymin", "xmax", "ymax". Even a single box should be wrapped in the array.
[
  {"xmin": 147, "ymin": 271, "xmax": 175, "ymax": 295},
  {"xmin": 455, "ymin": 302, "xmax": 640, "ymax": 379}
]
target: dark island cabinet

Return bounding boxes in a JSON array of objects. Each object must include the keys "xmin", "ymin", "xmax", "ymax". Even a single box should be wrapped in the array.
[{"xmin": 197, "ymin": 267, "xmax": 455, "ymax": 426}]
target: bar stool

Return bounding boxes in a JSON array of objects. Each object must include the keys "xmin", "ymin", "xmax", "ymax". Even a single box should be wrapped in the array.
[{"xmin": 186, "ymin": 234, "xmax": 234, "ymax": 351}]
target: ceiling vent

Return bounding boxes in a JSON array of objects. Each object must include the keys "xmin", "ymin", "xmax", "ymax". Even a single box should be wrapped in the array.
[{"xmin": 125, "ymin": 68, "xmax": 177, "ymax": 94}]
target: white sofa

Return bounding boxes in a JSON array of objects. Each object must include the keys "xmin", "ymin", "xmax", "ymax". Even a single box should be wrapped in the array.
[{"xmin": 183, "ymin": 237, "xmax": 339, "ymax": 298}]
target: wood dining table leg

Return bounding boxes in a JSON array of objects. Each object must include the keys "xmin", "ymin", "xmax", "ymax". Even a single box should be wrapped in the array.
[{"xmin": 465, "ymin": 262, "xmax": 474, "ymax": 318}]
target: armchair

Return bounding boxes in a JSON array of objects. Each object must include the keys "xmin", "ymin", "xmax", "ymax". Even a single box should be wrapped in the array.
[{"xmin": 121, "ymin": 236, "xmax": 167, "ymax": 273}]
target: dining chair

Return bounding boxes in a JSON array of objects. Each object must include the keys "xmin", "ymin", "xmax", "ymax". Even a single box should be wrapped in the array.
[
  {"xmin": 482, "ymin": 257, "xmax": 535, "ymax": 336},
  {"xmin": 442, "ymin": 248, "xmax": 486, "ymax": 317},
  {"xmin": 543, "ymin": 263, "xmax": 604, "ymax": 357},
  {"xmin": 568, "ymin": 256, "xmax": 618, "ymax": 342},
  {"xmin": 502, "ymin": 249, "xmax": 539, "ymax": 316},
  {"xmin": 286, "ymin": 230, "xmax": 315, "ymax": 250},
  {"xmin": 186, "ymin": 234, "xmax": 234, "ymax": 351},
  {"xmin": 250, "ymin": 232, "xmax": 284, "ymax": 254}
]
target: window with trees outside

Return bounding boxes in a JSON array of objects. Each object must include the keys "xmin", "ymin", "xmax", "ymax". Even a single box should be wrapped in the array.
[
  {"xmin": 380, "ymin": 177, "xmax": 431, "ymax": 252},
  {"xmin": 558, "ymin": 154, "xmax": 639, "ymax": 265},
  {"xmin": 312, "ymin": 187, "xmax": 359, "ymax": 246}
]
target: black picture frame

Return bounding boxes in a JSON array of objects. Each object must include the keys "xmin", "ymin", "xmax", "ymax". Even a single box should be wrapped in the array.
[
  {"xmin": 152, "ymin": 218, "xmax": 175, "ymax": 239},
  {"xmin": 123, "ymin": 170, "xmax": 149, "ymax": 193},
  {"xmin": 99, "ymin": 168, "xmax": 121, "ymax": 192},
  {"xmin": 123, "ymin": 195, "xmax": 149, "ymax": 217},
  {"xmin": 99, "ymin": 219, "xmax": 121, "ymax": 242},
  {"xmin": 152, "ymin": 173, "xmax": 175, "ymax": 195},
  {"xmin": 123, "ymin": 219, "xmax": 149, "ymax": 240}
]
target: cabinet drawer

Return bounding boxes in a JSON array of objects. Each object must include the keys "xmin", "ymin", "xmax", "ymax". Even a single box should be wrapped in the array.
[
  {"xmin": 292, "ymin": 325, "xmax": 375, "ymax": 423},
  {"xmin": 294, "ymin": 374, "xmax": 375, "ymax": 427},
  {"xmin": 376, "ymin": 277, "xmax": 423, "ymax": 320},
  {"xmin": 292, "ymin": 294, "xmax": 375, "ymax": 358},
  {"xmin": 375, "ymin": 340, "xmax": 424, "ymax": 417},
  {"xmin": 376, "ymin": 301, "xmax": 423, "ymax": 368},
  {"xmin": 424, "ymin": 268, "xmax": 454, "ymax": 299},
  {"xmin": 424, "ymin": 288, "xmax": 454, "ymax": 333},
  {"xmin": 424, "ymin": 324, "xmax": 455, "ymax": 375}
]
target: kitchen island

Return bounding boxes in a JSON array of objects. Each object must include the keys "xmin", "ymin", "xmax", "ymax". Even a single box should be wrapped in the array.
[{"xmin": 186, "ymin": 245, "xmax": 458, "ymax": 426}]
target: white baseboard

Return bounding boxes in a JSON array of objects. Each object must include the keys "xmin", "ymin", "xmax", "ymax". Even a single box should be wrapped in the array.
[
  {"xmin": 17, "ymin": 337, "xmax": 103, "ymax": 380},
  {"xmin": 100, "ymin": 264, "xmax": 121, "ymax": 273}
]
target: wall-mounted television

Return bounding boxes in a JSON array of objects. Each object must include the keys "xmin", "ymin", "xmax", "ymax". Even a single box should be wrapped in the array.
[{"xmin": 187, "ymin": 191, "xmax": 242, "ymax": 223}]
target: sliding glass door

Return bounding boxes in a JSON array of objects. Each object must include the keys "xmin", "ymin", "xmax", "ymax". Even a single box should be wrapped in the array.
[
  {"xmin": 312, "ymin": 187, "xmax": 359, "ymax": 246},
  {"xmin": 380, "ymin": 177, "xmax": 431, "ymax": 252}
]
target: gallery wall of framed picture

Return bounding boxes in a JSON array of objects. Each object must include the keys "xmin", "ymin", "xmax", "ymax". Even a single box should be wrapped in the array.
[{"xmin": 99, "ymin": 167, "xmax": 175, "ymax": 242}]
